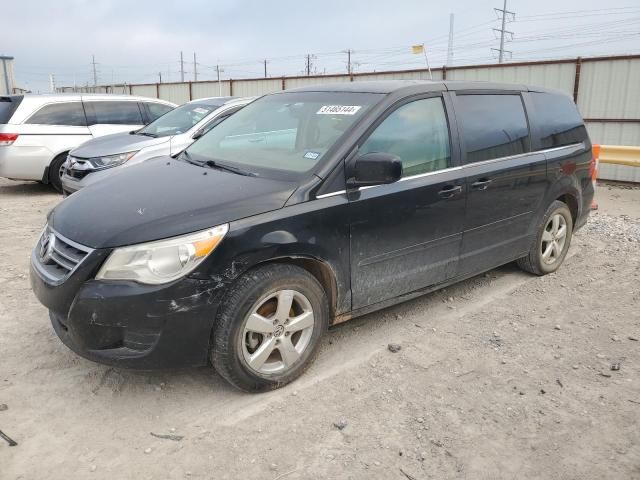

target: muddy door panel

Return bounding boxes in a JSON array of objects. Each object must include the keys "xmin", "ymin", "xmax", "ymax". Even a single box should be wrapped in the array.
[{"xmin": 348, "ymin": 169, "xmax": 466, "ymax": 310}]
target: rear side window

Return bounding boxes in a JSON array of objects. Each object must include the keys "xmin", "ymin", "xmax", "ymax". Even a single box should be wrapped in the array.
[
  {"xmin": 145, "ymin": 102, "xmax": 174, "ymax": 122},
  {"xmin": 530, "ymin": 92, "xmax": 587, "ymax": 150},
  {"xmin": 25, "ymin": 102, "xmax": 87, "ymax": 126},
  {"xmin": 456, "ymin": 94, "xmax": 529, "ymax": 163},
  {"xmin": 359, "ymin": 97, "xmax": 451, "ymax": 177},
  {"xmin": 86, "ymin": 101, "xmax": 143, "ymax": 125},
  {"xmin": 0, "ymin": 96, "xmax": 23, "ymax": 123}
]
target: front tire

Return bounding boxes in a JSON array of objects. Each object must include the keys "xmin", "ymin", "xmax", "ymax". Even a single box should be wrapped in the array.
[
  {"xmin": 517, "ymin": 200, "xmax": 573, "ymax": 275},
  {"xmin": 211, "ymin": 264, "xmax": 329, "ymax": 392},
  {"xmin": 48, "ymin": 152, "xmax": 68, "ymax": 193}
]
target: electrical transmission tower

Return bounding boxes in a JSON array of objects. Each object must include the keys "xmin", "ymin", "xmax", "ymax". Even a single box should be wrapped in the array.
[
  {"xmin": 91, "ymin": 55, "xmax": 99, "ymax": 86},
  {"xmin": 304, "ymin": 54, "xmax": 316, "ymax": 76},
  {"xmin": 492, "ymin": 0, "xmax": 515, "ymax": 63}
]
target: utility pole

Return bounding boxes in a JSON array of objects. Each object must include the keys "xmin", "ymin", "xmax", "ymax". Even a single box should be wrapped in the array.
[
  {"xmin": 492, "ymin": 0, "xmax": 515, "ymax": 63},
  {"xmin": 346, "ymin": 49, "xmax": 352, "ymax": 75},
  {"xmin": 305, "ymin": 54, "xmax": 311, "ymax": 76},
  {"xmin": 158, "ymin": 72, "xmax": 162, "ymax": 83},
  {"xmin": 264, "ymin": 59, "xmax": 268, "ymax": 78},
  {"xmin": 49, "ymin": 74, "xmax": 55, "ymax": 93},
  {"xmin": 216, "ymin": 64, "xmax": 223, "ymax": 95},
  {"xmin": 91, "ymin": 55, "xmax": 98, "ymax": 86},
  {"xmin": 193, "ymin": 52, "xmax": 197, "ymax": 81},
  {"xmin": 446, "ymin": 13, "xmax": 455, "ymax": 66},
  {"xmin": 180, "ymin": 51, "xmax": 185, "ymax": 82}
]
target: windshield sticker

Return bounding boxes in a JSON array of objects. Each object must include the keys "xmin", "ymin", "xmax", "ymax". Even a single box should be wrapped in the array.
[
  {"xmin": 304, "ymin": 151, "xmax": 320, "ymax": 160},
  {"xmin": 193, "ymin": 107, "xmax": 210, "ymax": 115},
  {"xmin": 316, "ymin": 105, "xmax": 362, "ymax": 115}
]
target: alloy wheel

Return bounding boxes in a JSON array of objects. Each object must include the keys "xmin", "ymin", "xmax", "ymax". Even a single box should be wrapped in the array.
[
  {"xmin": 540, "ymin": 213, "xmax": 567, "ymax": 265},
  {"xmin": 240, "ymin": 289, "xmax": 315, "ymax": 375}
]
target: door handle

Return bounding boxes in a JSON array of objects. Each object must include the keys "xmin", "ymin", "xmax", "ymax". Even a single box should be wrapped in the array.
[
  {"xmin": 471, "ymin": 178, "xmax": 492, "ymax": 190},
  {"xmin": 438, "ymin": 185, "xmax": 463, "ymax": 199}
]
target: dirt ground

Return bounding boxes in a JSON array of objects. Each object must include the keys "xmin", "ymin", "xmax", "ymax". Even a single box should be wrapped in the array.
[{"xmin": 1, "ymin": 179, "xmax": 639, "ymax": 480}]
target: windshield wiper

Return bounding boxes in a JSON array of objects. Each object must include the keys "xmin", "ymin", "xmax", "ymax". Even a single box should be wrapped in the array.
[
  {"xmin": 204, "ymin": 160, "xmax": 257, "ymax": 177},
  {"xmin": 136, "ymin": 131, "xmax": 157, "ymax": 138},
  {"xmin": 180, "ymin": 151, "xmax": 256, "ymax": 176},
  {"xmin": 179, "ymin": 150, "xmax": 200, "ymax": 165}
]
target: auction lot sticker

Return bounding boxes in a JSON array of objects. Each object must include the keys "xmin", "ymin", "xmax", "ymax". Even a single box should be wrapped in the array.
[{"xmin": 317, "ymin": 105, "xmax": 362, "ymax": 115}]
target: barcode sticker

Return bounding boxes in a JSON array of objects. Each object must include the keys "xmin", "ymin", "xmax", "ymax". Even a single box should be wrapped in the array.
[{"xmin": 316, "ymin": 105, "xmax": 362, "ymax": 115}]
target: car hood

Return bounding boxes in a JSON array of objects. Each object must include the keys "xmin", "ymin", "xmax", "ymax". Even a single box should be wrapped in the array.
[
  {"xmin": 50, "ymin": 158, "xmax": 298, "ymax": 248},
  {"xmin": 70, "ymin": 132, "xmax": 170, "ymax": 158}
]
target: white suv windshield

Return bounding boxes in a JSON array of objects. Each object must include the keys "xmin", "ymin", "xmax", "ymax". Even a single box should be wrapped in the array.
[
  {"xmin": 184, "ymin": 92, "xmax": 383, "ymax": 177},
  {"xmin": 139, "ymin": 102, "xmax": 221, "ymax": 138}
]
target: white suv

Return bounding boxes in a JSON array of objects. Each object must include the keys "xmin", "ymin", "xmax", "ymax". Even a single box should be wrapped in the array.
[{"xmin": 0, "ymin": 94, "xmax": 175, "ymax": 191}]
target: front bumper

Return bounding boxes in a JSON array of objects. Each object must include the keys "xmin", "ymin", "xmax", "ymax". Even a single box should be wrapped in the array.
[
  {"xmin": 61, "ymin": 166, "xmax": 116, "ymax": 195},
  {"xmin": 30, "ymin": 248, "xmax": 225, "ymax": 369}
]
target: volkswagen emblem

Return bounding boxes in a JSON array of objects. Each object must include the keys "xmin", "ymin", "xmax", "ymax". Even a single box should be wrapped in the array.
[{"xmin": 39, "ymin": 232, "xmax": 56, "ymax": 263}]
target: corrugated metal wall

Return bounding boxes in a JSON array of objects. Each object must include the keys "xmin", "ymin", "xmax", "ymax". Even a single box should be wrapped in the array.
[
  {"xmin": 448, "ymin": 62, "xmax": 576, "ymax": 97},
  {"xmin": 58, "ymin": 54, "xmax": 640, "ymax": 181}
]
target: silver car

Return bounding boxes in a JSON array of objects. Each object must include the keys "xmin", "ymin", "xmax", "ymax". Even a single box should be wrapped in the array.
[
  {"xmin": 0, "ymin": 94, "xmax": 175, "ymax": 191},
  {"xmin": 61, "ymin": 96, "xmax": 254, "ymax": 195}
]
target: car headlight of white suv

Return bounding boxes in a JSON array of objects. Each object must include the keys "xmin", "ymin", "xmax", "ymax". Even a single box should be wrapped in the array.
[{"xmin": 96, "ymin": 225, "xmax": 229, "ymax": 284}]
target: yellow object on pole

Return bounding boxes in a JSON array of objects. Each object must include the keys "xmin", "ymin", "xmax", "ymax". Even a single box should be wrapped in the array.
[
  {"xmin": 411, "ymin": 44, "xmax": 432, "ymax": 80},
  {"xmin": 599, "ymin": 145, "xmax": 640, "ymax": 167}
]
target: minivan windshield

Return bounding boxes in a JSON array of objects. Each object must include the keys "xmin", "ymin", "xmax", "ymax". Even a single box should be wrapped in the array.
[
  {"xmin": 138, "ymin": 102, "xmax": 222, "ymax": 138},
  {"xmin": 184, "ymin": 91, "xmax": 383, "ymax": 178}
]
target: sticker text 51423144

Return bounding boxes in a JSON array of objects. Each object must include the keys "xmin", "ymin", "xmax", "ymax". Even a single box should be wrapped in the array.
[{"xmin": 316, "ymin": 105, "xmax": 362, "ymax": 115}]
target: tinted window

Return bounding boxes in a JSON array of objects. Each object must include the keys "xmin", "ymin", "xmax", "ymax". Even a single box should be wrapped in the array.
[
  {"xmin": 456, "ymin": 94, "xmax": 529, "ymax": 163},
  {"xmin": 26, "ymin": 102, "xmax": 87, "ymax": 126},
  {"xmin": 0, "ymin": 96, "xmax": 23, "ymax": 123},
  {"xmin": 530, "ymin": 92, "xmax": 587, "ymax": 149},
  {"xmin": 145, "ymin": 102, "xmax": 174, "ymax": 122},
  {"xmin": 87, "ymin": 101, "xmax": 143, "ymax": 125},
  {"xmin": 360, "ymin": 97, "xmax": 451, "ymax": 177}
]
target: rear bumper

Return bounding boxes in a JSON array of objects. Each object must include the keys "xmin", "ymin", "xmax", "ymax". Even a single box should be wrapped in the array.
[
  {"xmin": 0, "ymin": 145, "xmax": 52, "ymax": 181},
  {"xmin": 30, "ymin": 248, "xmax": 224, "ymax": 369}
]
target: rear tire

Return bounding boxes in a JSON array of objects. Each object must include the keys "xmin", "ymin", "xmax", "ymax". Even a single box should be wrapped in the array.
[
  {"xmin": 517, "ymin": 200, "xmax": 573, "ymax": 275},
  {"xmin": 48, "ymin": 152, "xmax": 68, "ymax": 193},
  {"xmin": 211, "ymin": 264, "xmax": 329, "ymax": 392}
]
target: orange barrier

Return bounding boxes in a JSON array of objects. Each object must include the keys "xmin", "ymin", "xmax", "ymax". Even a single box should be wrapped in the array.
[{"xmin": 591, "ymin": 144, "xmax": 600, "ymax": 210}]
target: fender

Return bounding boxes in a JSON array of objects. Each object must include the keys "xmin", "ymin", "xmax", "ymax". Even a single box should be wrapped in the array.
[{"xmin": 193, "ymin": 196, "xmax": 352, "ymax": 318}]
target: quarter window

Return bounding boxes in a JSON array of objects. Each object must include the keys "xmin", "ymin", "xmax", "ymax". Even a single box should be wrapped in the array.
[
  {"xmin": 529, "ymin": 92, "xmax": 587, "ymax": 149},
  {"xmin": 26, "ymin": 102, "xmax": 87, "ymax": 126},
  {"xmin": 359, "ymin": 97, "xmax": 451, "ymax": 177},
  {"xmin": 456, "ymin": 94, "xmax": 529, "ymax": 163},
  {"xmin": 86, "ymin": 101, "xmax": 143, "ymax": 125}
]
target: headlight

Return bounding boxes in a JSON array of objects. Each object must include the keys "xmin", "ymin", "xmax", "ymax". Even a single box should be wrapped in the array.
[
  {"xmin": 96, "ymin": 225, "xmax": 229, "ymax": 284},
  {"xmin": 89, "ymin": 151, "xmax": 138, "ymax": 169}
]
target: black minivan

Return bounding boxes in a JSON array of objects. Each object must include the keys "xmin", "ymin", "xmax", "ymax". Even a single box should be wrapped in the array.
[{"xmin": 30, "ymin": 81, "xmax": 595, "ymax": 391}]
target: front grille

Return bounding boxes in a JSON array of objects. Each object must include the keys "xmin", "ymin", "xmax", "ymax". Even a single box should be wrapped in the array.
[
  {"xmin": 35, "ymin": 226, "xmax": 93, "ymax": 283},
  {"xmin": 67, "ymin": 168, "xmax": 90, "ymax": 180},
  {"xmin": 66, "ymin": 156, "xmax": 93, "ymax": 180}
]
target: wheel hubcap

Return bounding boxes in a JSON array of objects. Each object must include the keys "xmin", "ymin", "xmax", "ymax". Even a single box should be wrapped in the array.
[
  {"xmin": 241, "ymin": 289, "xmax": 314, "ymax": 375},
  {"xmin": 541, "ymin": 213, "xmax": 567, "ymax": 265}
]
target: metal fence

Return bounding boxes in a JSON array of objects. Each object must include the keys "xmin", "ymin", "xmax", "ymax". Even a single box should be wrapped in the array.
[{"xmin": 59, "ymin": 54, "xmax": 640, "ymax": 182}]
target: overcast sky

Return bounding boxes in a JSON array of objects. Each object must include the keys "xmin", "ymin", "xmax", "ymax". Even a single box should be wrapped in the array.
[{"xmin": 3, "ymin": 0, "xmax": 640, "ymax": 92}]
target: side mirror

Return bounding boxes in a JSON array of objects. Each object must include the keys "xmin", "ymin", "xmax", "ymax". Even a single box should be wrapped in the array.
[
  {"xmin": 348, "ymin": 152, "xmax": 402, "ymax": 187},
  {"xmin": 192, "ymin": 129, "xmax": 205, "ymax": 140}
]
